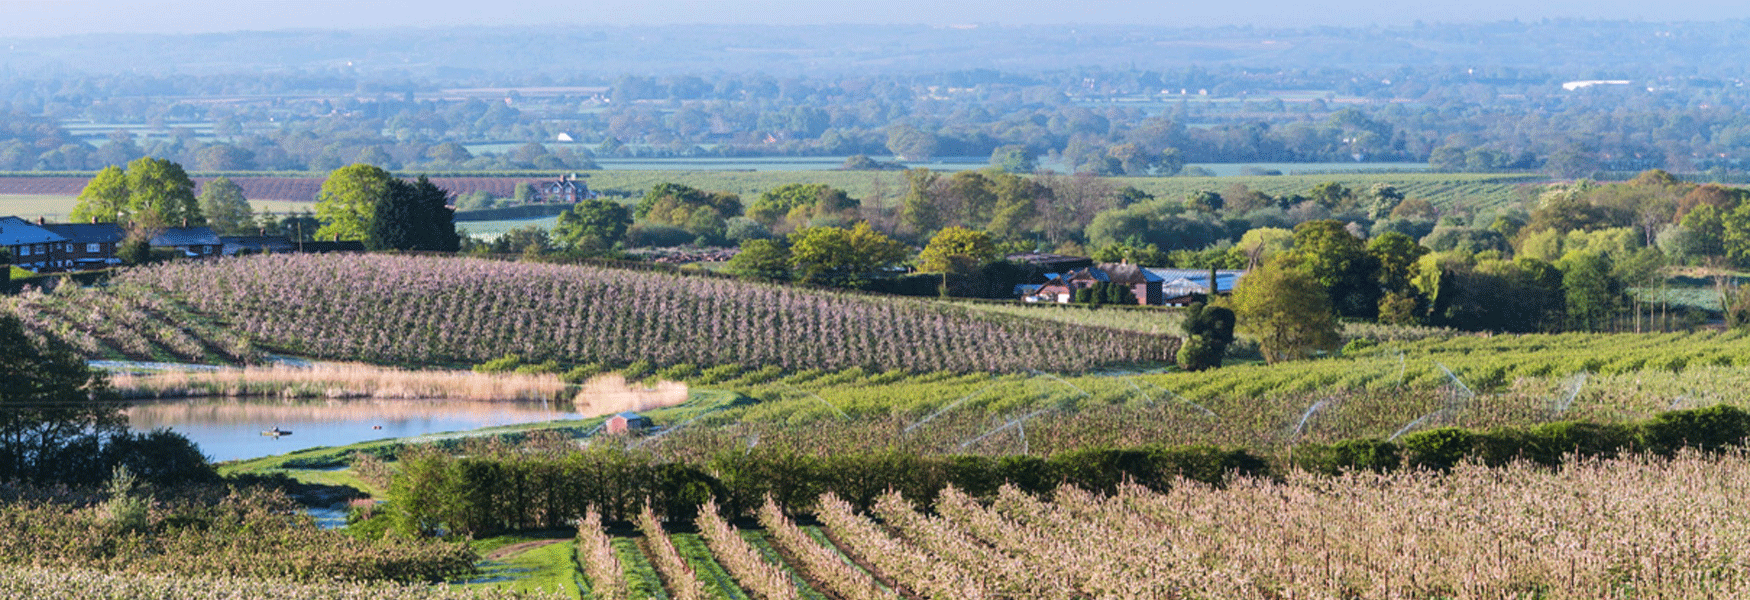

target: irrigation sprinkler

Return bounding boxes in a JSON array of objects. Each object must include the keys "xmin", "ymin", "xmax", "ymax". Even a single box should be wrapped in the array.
[
  {"xmin": 1551, "ymin": 372, "xmax": 1588, "ymax": 415},
  {"xmin": 1289, "ymin": 397, "xmax": 1333, "ymax": 440},
  {"xmin": 1435, "ymin": 362, "xmax": 1475, "ymax": 402},
  {"xmin": 1388, "ymin": 410, "xmax": 1441, "ymax": 441},
  {"xmin": 1126, "ymin": 376, "xmax": 1218, "ymax": 418},
  {"xmin": 958, "ymin": 408, "xmax": 1053, "ymax": 451},
  {"xmin": 903, "ymin": 382, "xmax": 996, "ymax": 434},
  {"xmin": 776, "ymin": 384, "xmax": 851, "ymax": 421}
]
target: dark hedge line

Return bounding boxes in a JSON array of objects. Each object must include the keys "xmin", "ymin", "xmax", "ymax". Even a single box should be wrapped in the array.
[
  {"xmin": 384, "ymin": 443, "xmax": 1264, "ymax": 538},
  {"xmin": 1294, "ymin": 404, "xmax": 1750, "ymax": 474},
  {"xmin": 382, "ymin": 404, "xmax": 1750, "ymax": 539}
]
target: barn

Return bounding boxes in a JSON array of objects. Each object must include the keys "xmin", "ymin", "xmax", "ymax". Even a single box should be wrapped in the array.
[{"xmin": 604, "ymin": 411, "xmax": 654, "ymax": 435}]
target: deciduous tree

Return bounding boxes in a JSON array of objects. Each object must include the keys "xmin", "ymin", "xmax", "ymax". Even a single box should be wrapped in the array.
[
  {"xmin": 553, "ymin": 198, "xmax": 632, "ymax": 254},
  {"xmin": 788, "ymin": 222, "xmax": 907, "ymax": 286},
  {"xmin": 1230, "ymin": 262, "xmax": 1341, "ymax": 364},
  {"xmin": 197, "ymin": 176, "xmax": 254, "ymax": 235},
  {"xmin": 315, "ymin": 163, "xmax": 394, "ymax": 241},
  {"xmin": 70, "ymin": 157, "xmax": 203, "ymax": 228}
]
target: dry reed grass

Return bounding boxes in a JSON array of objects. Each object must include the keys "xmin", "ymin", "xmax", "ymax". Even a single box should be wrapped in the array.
[
  {"xmin": 111, "ymin": 362, "xmax": 569, "ymax": 401},
  {"xmin": 572, "ymin": 374, "xmax": 690, "ymax": 417}
]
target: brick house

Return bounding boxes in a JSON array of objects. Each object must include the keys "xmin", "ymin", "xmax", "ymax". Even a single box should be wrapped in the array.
[
  {"xmin": 0, "ymin": 216, "xmax": 70, "ymax": 272},
  {"xmin": 42, "ymin": 222, "xmax": 126, "ymax": 270}
]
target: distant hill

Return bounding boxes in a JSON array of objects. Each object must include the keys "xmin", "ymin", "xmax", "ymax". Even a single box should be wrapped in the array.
[{"xmin": 7, "ymin": 21, "xmax": 1750, "ymax": 79}]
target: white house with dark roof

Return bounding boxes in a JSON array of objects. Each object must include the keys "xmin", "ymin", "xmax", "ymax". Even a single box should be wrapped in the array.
[
  {"xmin": 151, "ymin": 227, "xmax": 223, "ymax": 257},
  {"xmin": 0, "ymin": 216, "xmax": 71, "ymax": 272}
]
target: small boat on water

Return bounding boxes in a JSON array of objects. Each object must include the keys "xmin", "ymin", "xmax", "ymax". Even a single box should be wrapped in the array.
[{"xmin": 262, "ymin": 427, "xmax": 293, "ymax": 437}]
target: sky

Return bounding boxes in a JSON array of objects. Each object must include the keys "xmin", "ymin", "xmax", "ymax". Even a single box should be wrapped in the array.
[{"xmin": 3, "ymin": 0, "xmax": 1749, "ymax": 37}]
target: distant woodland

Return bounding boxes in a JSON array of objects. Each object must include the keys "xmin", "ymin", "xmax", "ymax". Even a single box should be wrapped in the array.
[{"xmin": 3, "ymin": 21, "xmax": 1750, "ymax": 177}]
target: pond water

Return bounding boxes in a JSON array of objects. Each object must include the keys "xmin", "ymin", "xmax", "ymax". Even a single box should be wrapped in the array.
[{"xmin": 122, "ymin": 397, "xmax": 585, "ymax": 462}]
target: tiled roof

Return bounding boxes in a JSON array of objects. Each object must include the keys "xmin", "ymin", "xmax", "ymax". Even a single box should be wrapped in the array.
[
  {"xmin": 0, "ymin": 216, "xmax": 69, "ymax": 246},
  {"xmin": 42, "ymin": 222, "xmax": 126, "ymax": 244}
]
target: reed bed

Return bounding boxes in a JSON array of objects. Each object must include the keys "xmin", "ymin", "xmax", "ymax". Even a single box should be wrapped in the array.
[{"xmin": 109, "ymin": 362, "xmax": 569, "ymax": 401}]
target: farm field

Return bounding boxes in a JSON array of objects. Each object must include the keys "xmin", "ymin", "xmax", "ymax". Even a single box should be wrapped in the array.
[
  {"xmin": 3, "ymin": 192, "xmax": 313, "ymax": 221},
  {"xmin": 451, "ymin": 453, "xmax": 1750, "ymax": 600},
  {"xmin": 0, "ymin": 170, "xmax": 1546, "ymax": 216},
  {"xmin": 459, "ymin": 216, "xmax": 562, "ymax": 241},
  {"xmin": 7, "ymin": 253, "xmax": 1174, "ymax": 373}
]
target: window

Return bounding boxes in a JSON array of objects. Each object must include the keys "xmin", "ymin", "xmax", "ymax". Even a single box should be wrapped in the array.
[
  {"xmin": 18, "ymin": 246, "xmax": 28, "ymax": 257},
  {"xmin": 87, "ymin": 243, "xmax": 100, "ymax": 253}
]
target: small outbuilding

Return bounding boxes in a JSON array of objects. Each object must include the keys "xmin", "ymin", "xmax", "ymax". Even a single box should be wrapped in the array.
[{"xmin": 604, "ymin": 411, "xmax": 654, "ymax": 435}]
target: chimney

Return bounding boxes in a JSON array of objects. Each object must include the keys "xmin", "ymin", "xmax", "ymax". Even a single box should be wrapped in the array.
[
  {"xmin": 182, "ymin": 218, "xmax": 188, "ymax": 228},
  {"xmin": 91, "ymin": 216, "xmax": 97, "ymax": 224},
  {"xmin": 37, "ymin": 216, "xmax": 44, "ymax": 226}
]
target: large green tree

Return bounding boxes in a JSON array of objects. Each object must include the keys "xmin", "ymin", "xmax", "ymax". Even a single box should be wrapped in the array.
[
  {"xmin": 315, "ymin": 163, "xmax": 394, "ymax": 241},
  {"xmin": 70, "ymin": 157, "xmax": 203, "ymax": 228},
  {"xmin": 552, "ymin": 198, "xmax": 632, "ymax": 254},
  {"xmin": 1284, "ymin": 219, "xmax": 1380, "ymax": 318},
  {"xmin": 747, "ymin": 183, "xmax": 859, "ymax": 233},
  {"xmin": 636, "ymin": 183, "xmax": 742, "ymax": 244},
  {"xmin": 1229, "ymin": 262, "xmax": 1341, "ymax": 364},
  {"xmin": 788, "ymin": 222, "xmax": 907, "ymax": 286},
  {"xmin": 197, "ymin": 176, "xmax": 254, "ymax": 235},
  {"xmin": 1558, "ymin": 250, "xmax": 1623, "ymax": 332}
]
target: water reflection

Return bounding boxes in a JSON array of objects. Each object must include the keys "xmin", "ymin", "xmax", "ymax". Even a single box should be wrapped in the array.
[{"xmin": 124, "ymin": 397, "xmax": 582, "ymax": 462}]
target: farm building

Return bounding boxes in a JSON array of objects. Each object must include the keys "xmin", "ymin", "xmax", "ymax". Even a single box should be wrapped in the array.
[
  {"xmin": 604, "ymin": 411, "xmax": 654, "ymax": 435},
  {"xmin": 1025, "ymin": 262, "xmax": 1162, "ymax": 305},
  {"xmin": 1026, "ymin": 264, "xmax": 1247, "ymax": 306},
  {"xmin": 1149, "ymin": 268, "xmax": 1249, "ymax": 305}
]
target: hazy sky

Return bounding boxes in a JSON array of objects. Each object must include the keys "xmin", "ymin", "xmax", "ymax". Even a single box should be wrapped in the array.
[{"xmin": 4, "ymin": 0, "xmax": 1748, "ymax": 37}]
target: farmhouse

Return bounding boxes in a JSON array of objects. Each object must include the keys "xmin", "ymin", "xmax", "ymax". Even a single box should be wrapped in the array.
[
  {"xmin": 0, "ymin": 216, "xmax": 71, "ymax": 272},
  {"xmin": 604, "ymin": 411, "xmax": 653, "ymax": 435},
  {"xmin": 42, "ymin": 222, "xmax": 126, "ymax": 270},
  {"xmin": 1026, "ymin": 264, "xmax": 1247, "ymax": 306},
  {"xmin": 542, "ymin": 173, "xmax": 597, "ymax": 203},
  {"xmin": 1026, "ymin": 262, "xmax": 1162, "ymax": 305}
]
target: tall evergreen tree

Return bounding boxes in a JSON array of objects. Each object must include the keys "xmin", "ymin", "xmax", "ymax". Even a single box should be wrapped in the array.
[{"xmin": 366, "ymin": 175, "xmax": 458, "ymax": 251}]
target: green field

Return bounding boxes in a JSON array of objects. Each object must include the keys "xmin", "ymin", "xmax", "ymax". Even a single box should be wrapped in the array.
[{"xmin": 1, "ymin": 194, "xmax": 312, "ymax": 221}]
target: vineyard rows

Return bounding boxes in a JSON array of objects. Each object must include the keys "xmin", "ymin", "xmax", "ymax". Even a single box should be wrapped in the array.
[
  {"xmin": 557, "ymin": 451, "xmax": 1750, "ymax": 599},
  {"xmin": 2, "ymin": 282, "xmax": 260, "ymax": 365},
  {"xmin": 637, "ymin": 328, "xmax": 1750, "ymax": 456},
  {"xmin": 115, "ymin": 254, "xmax": 1174, "ymax": 373}
]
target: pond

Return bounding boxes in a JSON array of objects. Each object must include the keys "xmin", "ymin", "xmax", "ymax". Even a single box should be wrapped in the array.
[{"xmin": 122, "ymin": 397, "xmax": 586, "ymax": 462}]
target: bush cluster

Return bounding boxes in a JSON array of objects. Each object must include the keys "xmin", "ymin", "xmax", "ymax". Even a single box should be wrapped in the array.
[
  {"xmin": 1295, "ymin": 404, "xmax": 1749, "ymax": 474},
  {"xmin": 384, "ymin": 442, "xmax": 1264, "ymax": 538}
]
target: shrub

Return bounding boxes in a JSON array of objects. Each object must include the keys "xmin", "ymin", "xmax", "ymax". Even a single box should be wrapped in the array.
[
  {"xmin": 561, "ymin": 363, "xmax": 607, "ymax": 384},
  {"xmin": 1400, "ymin": 427, "xmax": 1475, "ymax": 471},
  {"xmin": 472, "ymin": 354, "xmax": 522, "ymax": 374},
  {"xmin": 513, "ymin": 360, "xmax": 561, "ymax": 375},
  {"xmin": 654, "ymin": 362, "xmax": 698, "ymax": 382},
  {"xmin": 1293, "ymin": 438, "xmax": 1400, "ymax": 475},
  {"xmin": 620, "ymin": 360, "xmax": 655, "ymax": 383},
  {"xmin": 1637, "ymin": 404, "xmax": 1750, "ymax": 456}
]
